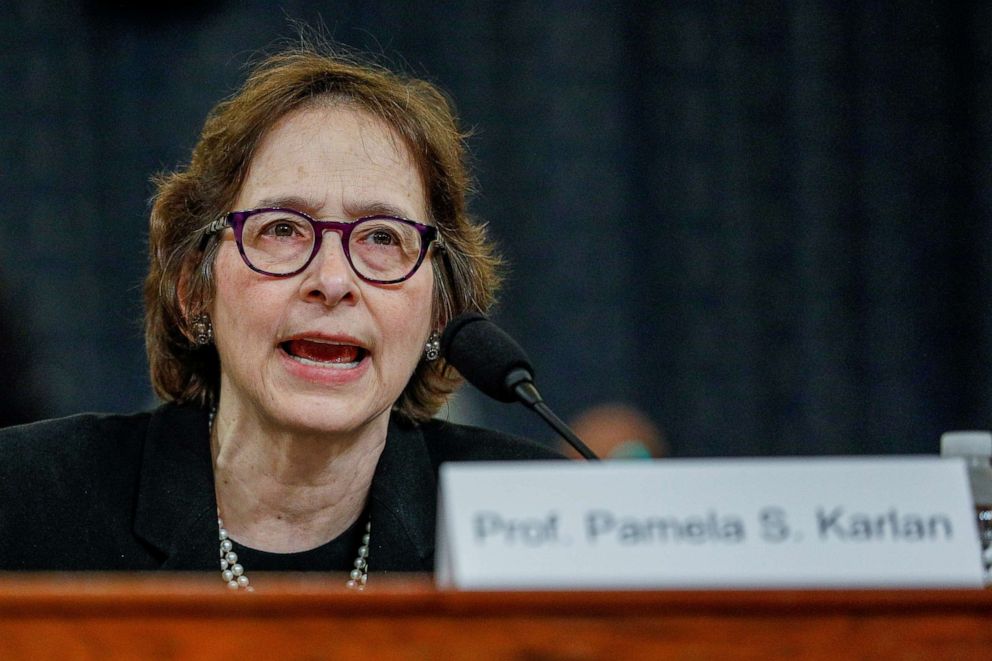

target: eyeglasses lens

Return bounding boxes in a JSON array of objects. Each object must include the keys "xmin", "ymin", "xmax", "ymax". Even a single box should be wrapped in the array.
[
  {"xmin": 348, "ymin": 218, "xmax": 423, "ymax": 281},
  {"xmin": 241, "ymin": 211, "xmax": 423, "ymax": 280},
  {"xmin": 242, "ymin": 211, "xmax": 314, "ymax": 273}
]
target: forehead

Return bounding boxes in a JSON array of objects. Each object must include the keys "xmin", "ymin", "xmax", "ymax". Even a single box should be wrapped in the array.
[{"xmin": 236, "ymin": 101, "xmax": 427, "ymax": 219}]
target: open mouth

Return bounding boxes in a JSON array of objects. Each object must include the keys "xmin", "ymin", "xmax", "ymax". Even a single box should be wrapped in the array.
[{"xmin": 280, "ymin": 339, "xmax": 368, "ymax": 369}]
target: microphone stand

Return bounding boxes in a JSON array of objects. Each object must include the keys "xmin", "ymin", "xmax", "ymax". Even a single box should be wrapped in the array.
[{"xmin": 507, "ymin": 369, "xmax": 600, "ymax": 461}]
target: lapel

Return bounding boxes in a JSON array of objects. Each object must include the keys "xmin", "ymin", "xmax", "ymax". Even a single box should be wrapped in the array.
[
  {"xmin": 366, "ymin": 417, "xmax": 437, "ymax": 572},
  {"xmin": 131, "ymin": 404, "xmax": 437, "ymax": 572},
  {"xmin": 133, "ymin": 404, "xmax": 218, "ymax": 569}
]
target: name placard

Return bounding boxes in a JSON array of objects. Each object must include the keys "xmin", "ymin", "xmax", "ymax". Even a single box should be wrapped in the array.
[{"xmin": 435, "ymin": 458, "xmax": 984, "ymax": 589}]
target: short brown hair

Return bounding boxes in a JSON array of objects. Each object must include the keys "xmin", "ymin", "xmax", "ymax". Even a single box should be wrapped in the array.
[{"xmin": 145, "ymin": 46, "xmax": 501, "ymax": 422}]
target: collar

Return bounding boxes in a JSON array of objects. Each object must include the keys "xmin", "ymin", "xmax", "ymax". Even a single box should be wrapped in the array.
[
  {"xmin": 365, "ymin": 416, "xmax": 437, "ymax": 571},
  {"xmin": 132, "ymin": 404, "xmax": 436, "ymax": 571},
  {"xmin": 133, "ymin": 404, "xmax": 218, "ymax": 569}
]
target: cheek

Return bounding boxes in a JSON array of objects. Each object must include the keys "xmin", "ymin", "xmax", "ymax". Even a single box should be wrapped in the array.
[
  {"xmin": 381, "ymin": 278, "xmax": 435, "ymax": 363},
  {"xmin": 211, "ymin": 251, "xmax": 275, "ymax": 343},
  {"xmin": 212, "ymin": 252, "xmax": 241, "ymax": 316},
  {"xmin": 408, "ymin": 271, "xmax": 437, "ymax": 336}
]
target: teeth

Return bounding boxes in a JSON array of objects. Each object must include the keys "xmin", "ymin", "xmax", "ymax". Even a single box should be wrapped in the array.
[
  {"xmin": 289, "ymin": 354, "xmax": 361, "ymax": 369},
  {"xmin": 282, "ymin": 339, "xmax": 364, "ymax": 366}
]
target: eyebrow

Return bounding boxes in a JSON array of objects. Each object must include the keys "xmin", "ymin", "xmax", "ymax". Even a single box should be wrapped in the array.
[
  {"xmin": 343, "ymin": 200, "xmax": 418, "ymax": 221},
  {"xmin": 249, "ymin": 195, "xmax": 324, "ymax": 215},
  {"xmin": 246, "ymin": 196, "xmax": 418, "ymax": 221}
]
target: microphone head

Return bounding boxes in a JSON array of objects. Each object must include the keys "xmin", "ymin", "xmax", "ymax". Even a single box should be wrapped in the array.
[{"xmin": 440, "ymin": 313, "xmax": 535, "ymax": 402}]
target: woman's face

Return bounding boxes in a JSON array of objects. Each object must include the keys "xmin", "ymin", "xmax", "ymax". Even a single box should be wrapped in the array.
[{"xmin": 210, "ymin": 103, "xmax": 434, "ymax": 437}]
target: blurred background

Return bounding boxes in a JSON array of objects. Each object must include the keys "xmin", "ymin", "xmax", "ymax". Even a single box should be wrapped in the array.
[{"xmin": 1, "ymin": 1, "xmax": 990, "ymax": 456}]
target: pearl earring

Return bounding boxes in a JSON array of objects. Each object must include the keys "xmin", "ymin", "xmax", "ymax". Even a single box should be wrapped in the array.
[
  {"xmin": 191, "ymin": 313, "xmax": 213, "ymax": 345},
  {"xmin": 424, "ymin": 331, "xmax": 440, "ymax": 361}
]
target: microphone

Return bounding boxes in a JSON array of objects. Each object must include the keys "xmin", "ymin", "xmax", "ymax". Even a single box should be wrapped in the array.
[{"xmin": 441, "ymin": 313, "xmax": 599, "ymax": 460}]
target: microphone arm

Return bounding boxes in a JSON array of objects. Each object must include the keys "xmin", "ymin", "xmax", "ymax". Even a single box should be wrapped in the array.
[
  {"xmin": 506, "ymin": 369, "xmax": 599, "ymax": 461},
  {"xmin": 440, "ymin": 313, "xmax": 601, "ymax": 461}
]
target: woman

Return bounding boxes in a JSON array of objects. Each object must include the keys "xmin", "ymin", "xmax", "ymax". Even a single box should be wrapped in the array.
[{"xmin": 0, "ymin": 47, "xmax": 559, "ymax": 585}]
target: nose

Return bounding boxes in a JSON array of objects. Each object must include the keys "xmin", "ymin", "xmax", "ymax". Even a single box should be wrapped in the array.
[{"xmin": 298, "ymin": 230, "xmax": 359, "ymax": 307}]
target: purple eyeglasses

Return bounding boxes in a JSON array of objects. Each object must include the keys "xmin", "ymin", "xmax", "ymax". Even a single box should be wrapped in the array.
[{"xmin": 203, "ymin": 207, "xmax": 444, "ymax": 284}]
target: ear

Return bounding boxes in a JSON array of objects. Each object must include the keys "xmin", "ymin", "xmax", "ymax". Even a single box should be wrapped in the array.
[
  {"xmin": 430, "ymin": 267, "xmax": 453, "ymax": 331},
  {"xmin": 176, "ymin": 266, "xmax": 196, "ymax": 321},
  {"xmin": 175, "ymin": 255, "xmax": 210, "ymax": 344}
]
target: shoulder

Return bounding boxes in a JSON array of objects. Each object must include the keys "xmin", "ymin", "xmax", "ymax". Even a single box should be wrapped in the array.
[
  {"xmin": 416, "ymin": 418, "xmax": 565, "ymax": 463},
  {"xmin": 0, "ymin": 409, "xmax": 155, "ymax": 506},
  {"xmin": 0, "ymin": 408, "xmax": 161, "ymax": 568},
  {"xmin": 0, "ymin": 409, "xmax": 152, "ymax": 468},
  {"xmin": 0, "ymin": 404, "xmax": 210, "ymax": 569}
]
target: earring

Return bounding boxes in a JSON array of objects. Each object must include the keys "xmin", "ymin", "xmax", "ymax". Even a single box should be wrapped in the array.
[
  {"xmin": 424, "ymin": 331, "xmax": 440, "ymax": 361},
  {"xmin": 191, "ymin": 313, "xmax": 213, "ymax": 346}
]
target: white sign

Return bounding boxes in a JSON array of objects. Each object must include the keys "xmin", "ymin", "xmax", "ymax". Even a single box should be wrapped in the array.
[{"xmin": 435, "ymin": 458, "xmax": 984, "ymax": 589}]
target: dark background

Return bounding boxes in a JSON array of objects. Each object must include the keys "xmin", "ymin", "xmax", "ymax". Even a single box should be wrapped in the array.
[{"xmin": 1, "ymin": 1, "xmax": 990, "ymax": 457}]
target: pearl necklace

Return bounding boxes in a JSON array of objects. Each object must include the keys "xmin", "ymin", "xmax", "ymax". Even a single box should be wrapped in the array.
[
  {"xmin": 217, "ymin": 512, "xmax": 370, "ymax": 591},
  {"xmin": 209, "ymin": 409, "xmax": 371, "ymax": 590}
]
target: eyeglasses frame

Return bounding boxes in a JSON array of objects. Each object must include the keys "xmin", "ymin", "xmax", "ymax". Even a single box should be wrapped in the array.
[{"xmin": 202, "ymin": 207, "xmax": 444, "ymax": 284}]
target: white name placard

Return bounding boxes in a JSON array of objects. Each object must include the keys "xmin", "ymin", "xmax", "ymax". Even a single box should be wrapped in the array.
[{"xmin": 435, "ymin": 458, "xmax": 984, "ymax": 589}]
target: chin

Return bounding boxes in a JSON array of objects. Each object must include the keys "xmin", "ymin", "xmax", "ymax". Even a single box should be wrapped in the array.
[{"xmin": 268, "ymin": 394, "xmax": 390, "ymax": 437}]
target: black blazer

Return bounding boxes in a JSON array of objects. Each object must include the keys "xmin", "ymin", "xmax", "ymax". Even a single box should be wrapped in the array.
[{"xmin": 0, "ymin": 404, "xmax": 560, "ymax": 571}]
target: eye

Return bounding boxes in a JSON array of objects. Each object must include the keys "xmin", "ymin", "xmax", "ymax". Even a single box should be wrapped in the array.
[
  {"xmin": 263, "ymin": 220, "xmax": 303, "ymax": 238},
  {"xmin": 243, "ymin": 211, "xmax": 313, "ymax": 244},
  {"xmin": 354, "ymin": 221, "xmax": 408, "ymax": 248},
  {"xmin": 369, "ymin": 229, "xmax": 398, "ymax": 245}
]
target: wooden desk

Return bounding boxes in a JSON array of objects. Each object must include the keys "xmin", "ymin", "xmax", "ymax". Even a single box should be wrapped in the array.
[{"xmin": 0, "ymin": 574, "xmax": 988, "ymax": 659}]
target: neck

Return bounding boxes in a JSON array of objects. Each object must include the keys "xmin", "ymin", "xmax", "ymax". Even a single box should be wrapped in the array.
[{"xmin": 210, "ymin": 403, "xmax": 387, "ymax": 553}]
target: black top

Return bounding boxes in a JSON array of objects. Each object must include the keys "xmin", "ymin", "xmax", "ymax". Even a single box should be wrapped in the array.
[{"xmin": 0, "ymin": 403, "xmax": 560, "ymax": 572}]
